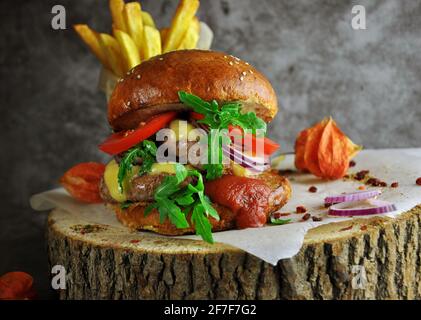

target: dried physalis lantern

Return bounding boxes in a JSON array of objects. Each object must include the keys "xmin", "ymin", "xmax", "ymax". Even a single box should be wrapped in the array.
[
  {"xmin": 60, "ymin": 162, "xmax": 106, "ymax": 203},
  {"xmin": 0, "ymin": 272, "xmax": 36, "ymax": 300},
  {"xmin": 295, "ymin": 118, "xmax": 361, "ymax": 180}
]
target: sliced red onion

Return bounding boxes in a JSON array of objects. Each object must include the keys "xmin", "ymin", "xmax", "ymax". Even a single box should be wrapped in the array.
[
  {"xmin": 224, "ymin": 144, "xmax": 269, "ymax": 165},
  {"xmin": 324, "ymin": 190, "xmax": 381, "ymax": 205},
  {"xmin": 222, "ymin": 145, "xmax": 270, "ymax": 172},
  {"xmin": 328, "ymin": 199, "xmax": 397, "ymax": 216},
  {"xmin": 198, "ymin": 123, "xmax": 271, "ymax": 172}
]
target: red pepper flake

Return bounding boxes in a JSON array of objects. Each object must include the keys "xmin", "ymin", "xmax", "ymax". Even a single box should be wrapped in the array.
[
  {"xmin": 296, "ymin": 206, "xmax": 307, "ymax": 214},
  {"xmin": 360, "ymin": 225, "xmax": 368, "ymax": 231},
  {"xmin": 301, "ymin": 213, "xmax": 311, "ymax": 221},
  {"xmin": 312, "ymin": 216, "xmax": 322, "ymax": 222},
  {"xmin": 379, "ymin": 181, "xmax": 388, "ymax": 187},
  {"xmin": 366, "ymin": 178, "xmax": 379, "ymax": 186},
  {"xmin": 391, "ymin": 182, "xmax": 399, "ymax": 188},
  {"xmin": 308, "ymin": 186, "xmax": 318, "ymax": 193},
  {"xmin": 273, "ymin": 212, "xmax": 292, "ymax": 219},
  {"xmin": 324, "ymin": 203, "xmax": 332, "ymax": 208},
  {"xmin": 349, "ymin": 160, "xmax": 356, "ymax": 167},
  {"xmin": 339, "ymin": 225, "xmax": 353, "ymax": 232},
  {"xmin": 130, "ymin": 240, "xmax": 140, "ymax": 244},
  {"xmin": 358, "ymin": 185, "xmax": 366, "ymax": 190},
  {"xmin": 416, "ymin": 177, "xmax": 421, "ymax": 186},
  {"xmin": 355, "ymin": 170, "xmax": 369, "ymax": 181}
]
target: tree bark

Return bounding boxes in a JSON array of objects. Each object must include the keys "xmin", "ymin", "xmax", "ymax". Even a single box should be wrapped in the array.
[{"xmin": 46, "ymin": 206, "xmax": 421, "ymax": 300}]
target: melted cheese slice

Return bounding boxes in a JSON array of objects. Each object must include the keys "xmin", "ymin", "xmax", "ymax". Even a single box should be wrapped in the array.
[
  {"xmin": 104, "ymin": 160, "xmax": 127, "ymax": 202},
  {"xmin": 150, "ymin": 163, "xmax": 177, "ymax": 175}
]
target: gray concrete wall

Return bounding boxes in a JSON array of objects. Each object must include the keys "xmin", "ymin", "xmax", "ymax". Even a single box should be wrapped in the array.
[{"xmin": 1, "ymin": 0, "xmax": 420, "ymax": 298}]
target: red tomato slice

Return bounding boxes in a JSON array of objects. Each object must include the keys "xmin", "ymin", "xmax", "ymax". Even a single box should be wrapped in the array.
[
  {"xmin": 99, "ymin": 112, "xmax": 177, "ymax": 155},
  {"xmin": 190, "ymin": 111, "xmax": 205, "ymax": 120},
  {"xmin": 228, "ymin": 125, "xmax": 280, "ymax": 156}
]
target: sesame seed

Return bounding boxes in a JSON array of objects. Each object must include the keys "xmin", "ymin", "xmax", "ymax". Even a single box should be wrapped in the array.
[
  {"xmin": 235, "ymin": 61, "xmax": 239, "ymax": 64},
  {"xmin": 126, "ymin": 71, "xmax": 131, "ymax": 75},
  {"xmin": 136, "ymin": 75, "xmax": 141, "ymax": 79},
  {"xmin": 245, "ymin": 62, "xmax": 250, "ymax": 65},
  {"xmin": 229, "ymin": 61, "xmax": 234, "ymax": 66},
  {"xmin": 249, "ymin": 70, "xmax": 254, "ymax": 74},
  {"xmin": 240, "ymin": 76, "xmax": 244, "ymax": 81},
  {"xmin": 224, "ymin": 55, "xmax": 228, "ymax": 59},
  {"xmin": 242, "ymin": 71, "xmax": 247, "ymax": 76},
  {"xmin": 159, "ymin": 57, "xmax": 164, "ymax": 61}
]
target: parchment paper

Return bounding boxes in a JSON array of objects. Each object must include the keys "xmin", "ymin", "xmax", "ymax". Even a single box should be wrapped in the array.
[{"xmin": 30, "ymin": 149, "xmax": 421, "ymax": 265}]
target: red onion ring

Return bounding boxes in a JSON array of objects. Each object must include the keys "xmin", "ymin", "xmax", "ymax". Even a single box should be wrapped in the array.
[
  {"xmin": 324, "ymin": 190, "xmax": 381, "ymax": 204},
  {"xmin": 199, "ymin": 123, "xmax": 271, "ymax": 172},
  {"xmin": 328, "ymin": 199, "xmax": 397, "ymax": 216}
]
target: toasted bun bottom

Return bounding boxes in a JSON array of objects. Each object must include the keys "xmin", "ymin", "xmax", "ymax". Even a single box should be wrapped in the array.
[{"xmin": 111, "ymin": 202, "xmax": 236, "ymax": 236}]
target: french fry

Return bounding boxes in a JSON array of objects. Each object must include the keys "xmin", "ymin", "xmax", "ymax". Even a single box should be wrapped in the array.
[
  {"xmin": 160, "ymin": 28, "xmax": 169, "ymax": 45},
  {"xmin": 109, "ymin": 0, "xmax": 127, "ymax": 32},
  {"xmin": 163, "ymin": 0, "xmax": 200, "ymax": 53},
  {"xmin": 142, "ymin": 26, "xmax": 162, "ymax": 60},
  {"xmin": 178, "ymin": 17, "xmax": 200, "ymax": 50},
  {"xmin": 123, "ymin": 2, "xmax": 144, "ymax": 53},
  {"xmin": 141, "ymin": 11, "xmax": 156, "ymax": 28},
  {"xmin": 99, "ymin": 33, "xmax": 125, "ymax": 77},
  {"xmin": 114, "ymin": 29, "xmax": 141, "ymax": 70},
  {"xmin": 73, "ymin": 24, "xmax": 110, "ymax": 69}
]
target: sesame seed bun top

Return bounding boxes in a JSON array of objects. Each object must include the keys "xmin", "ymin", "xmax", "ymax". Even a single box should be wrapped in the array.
[{"xmin": 108, "ymin": 50, "xmax": 278, "ymax": 131}]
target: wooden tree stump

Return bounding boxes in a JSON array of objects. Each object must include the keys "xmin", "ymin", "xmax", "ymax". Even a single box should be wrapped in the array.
[{"xmin": 46, "ymin": 205, "xmax": 421, "ymax": 300}]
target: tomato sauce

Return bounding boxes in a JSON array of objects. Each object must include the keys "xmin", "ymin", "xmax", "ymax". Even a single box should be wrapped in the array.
[{"xmin": 205, "ymin": 175, "xmax": 271, "ymax": 228}]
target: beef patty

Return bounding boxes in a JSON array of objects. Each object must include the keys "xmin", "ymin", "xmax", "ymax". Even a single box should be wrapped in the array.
[{"xmin": 99, "ymin": 173, "xmax": 194, "ymax": 203}]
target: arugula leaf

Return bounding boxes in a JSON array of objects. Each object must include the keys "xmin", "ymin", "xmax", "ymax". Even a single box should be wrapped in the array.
[
  {"xmin": 270, "ymin": 217, "xmax": 291, "ymax": 225},
  {"xmin": 144, "ymin": 203, "xmax": 157, "ymax": 216},
  {"xmin": 120, "ymin": 201, "xmax": 133, "ymax": 210},
  {"xmin": 187, "ymin": 170, "xmax": 219, "ymax": 220},
  {"xmin": 203, "ymin": 164, "xmax": 224, "ymax": 180},
  {"xmin": 175, "ymin": 193, "xmax": 195, "ymax": 206},
  {"xmin": 191, "ymin": 204, "xmax": 214, "ymax": 244},
  {"xmin": 150, "ymin": 165, "xmax": 219, "ymax": 243},
  {"xmin": 117, "ymin": 140, "xmax": 157, "ymax": 192},
  {"xmin": 158, "ymin": 198, "xmax": 189, "ymax": 228},
  {"xmin": 178, "ymin": 91, "xmax": 267, "ymax": 133}
]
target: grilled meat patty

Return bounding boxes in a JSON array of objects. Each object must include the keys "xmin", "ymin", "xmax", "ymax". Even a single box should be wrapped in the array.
[{"xmin": 99, "ymin": 173, "xmax": 194, "ymax": 203}]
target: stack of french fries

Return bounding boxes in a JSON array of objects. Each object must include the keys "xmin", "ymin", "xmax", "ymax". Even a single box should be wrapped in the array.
[{"xmin": 74, "ymin": 0, "xmax": 201, "ymax": 77}]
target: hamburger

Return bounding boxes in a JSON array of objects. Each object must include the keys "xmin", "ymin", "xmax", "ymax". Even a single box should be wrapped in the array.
[{"xmin": 98, "ymin": 49, "xmax": 291, "ymax": 243}]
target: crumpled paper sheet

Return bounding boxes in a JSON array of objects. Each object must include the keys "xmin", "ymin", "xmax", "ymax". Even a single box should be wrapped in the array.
[{"xmin": 30, "ymin": 149, "xmax": 421, "ymax": 265}]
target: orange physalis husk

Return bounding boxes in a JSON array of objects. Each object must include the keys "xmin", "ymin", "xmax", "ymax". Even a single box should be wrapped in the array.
[
  {"xmin": 60, "ymin": 162, "xmax": 106, "ymax": 203},
  {"xmin": 294, "ymin": 117, "xmax": 362, "ymax": 180},
  {"xmin": 303, "ymin": 118, "xmax": 328, "ymax": 177},
  {"xmin": 0, "ymin": 272, "xmax": 36, "ymax": 300}
]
